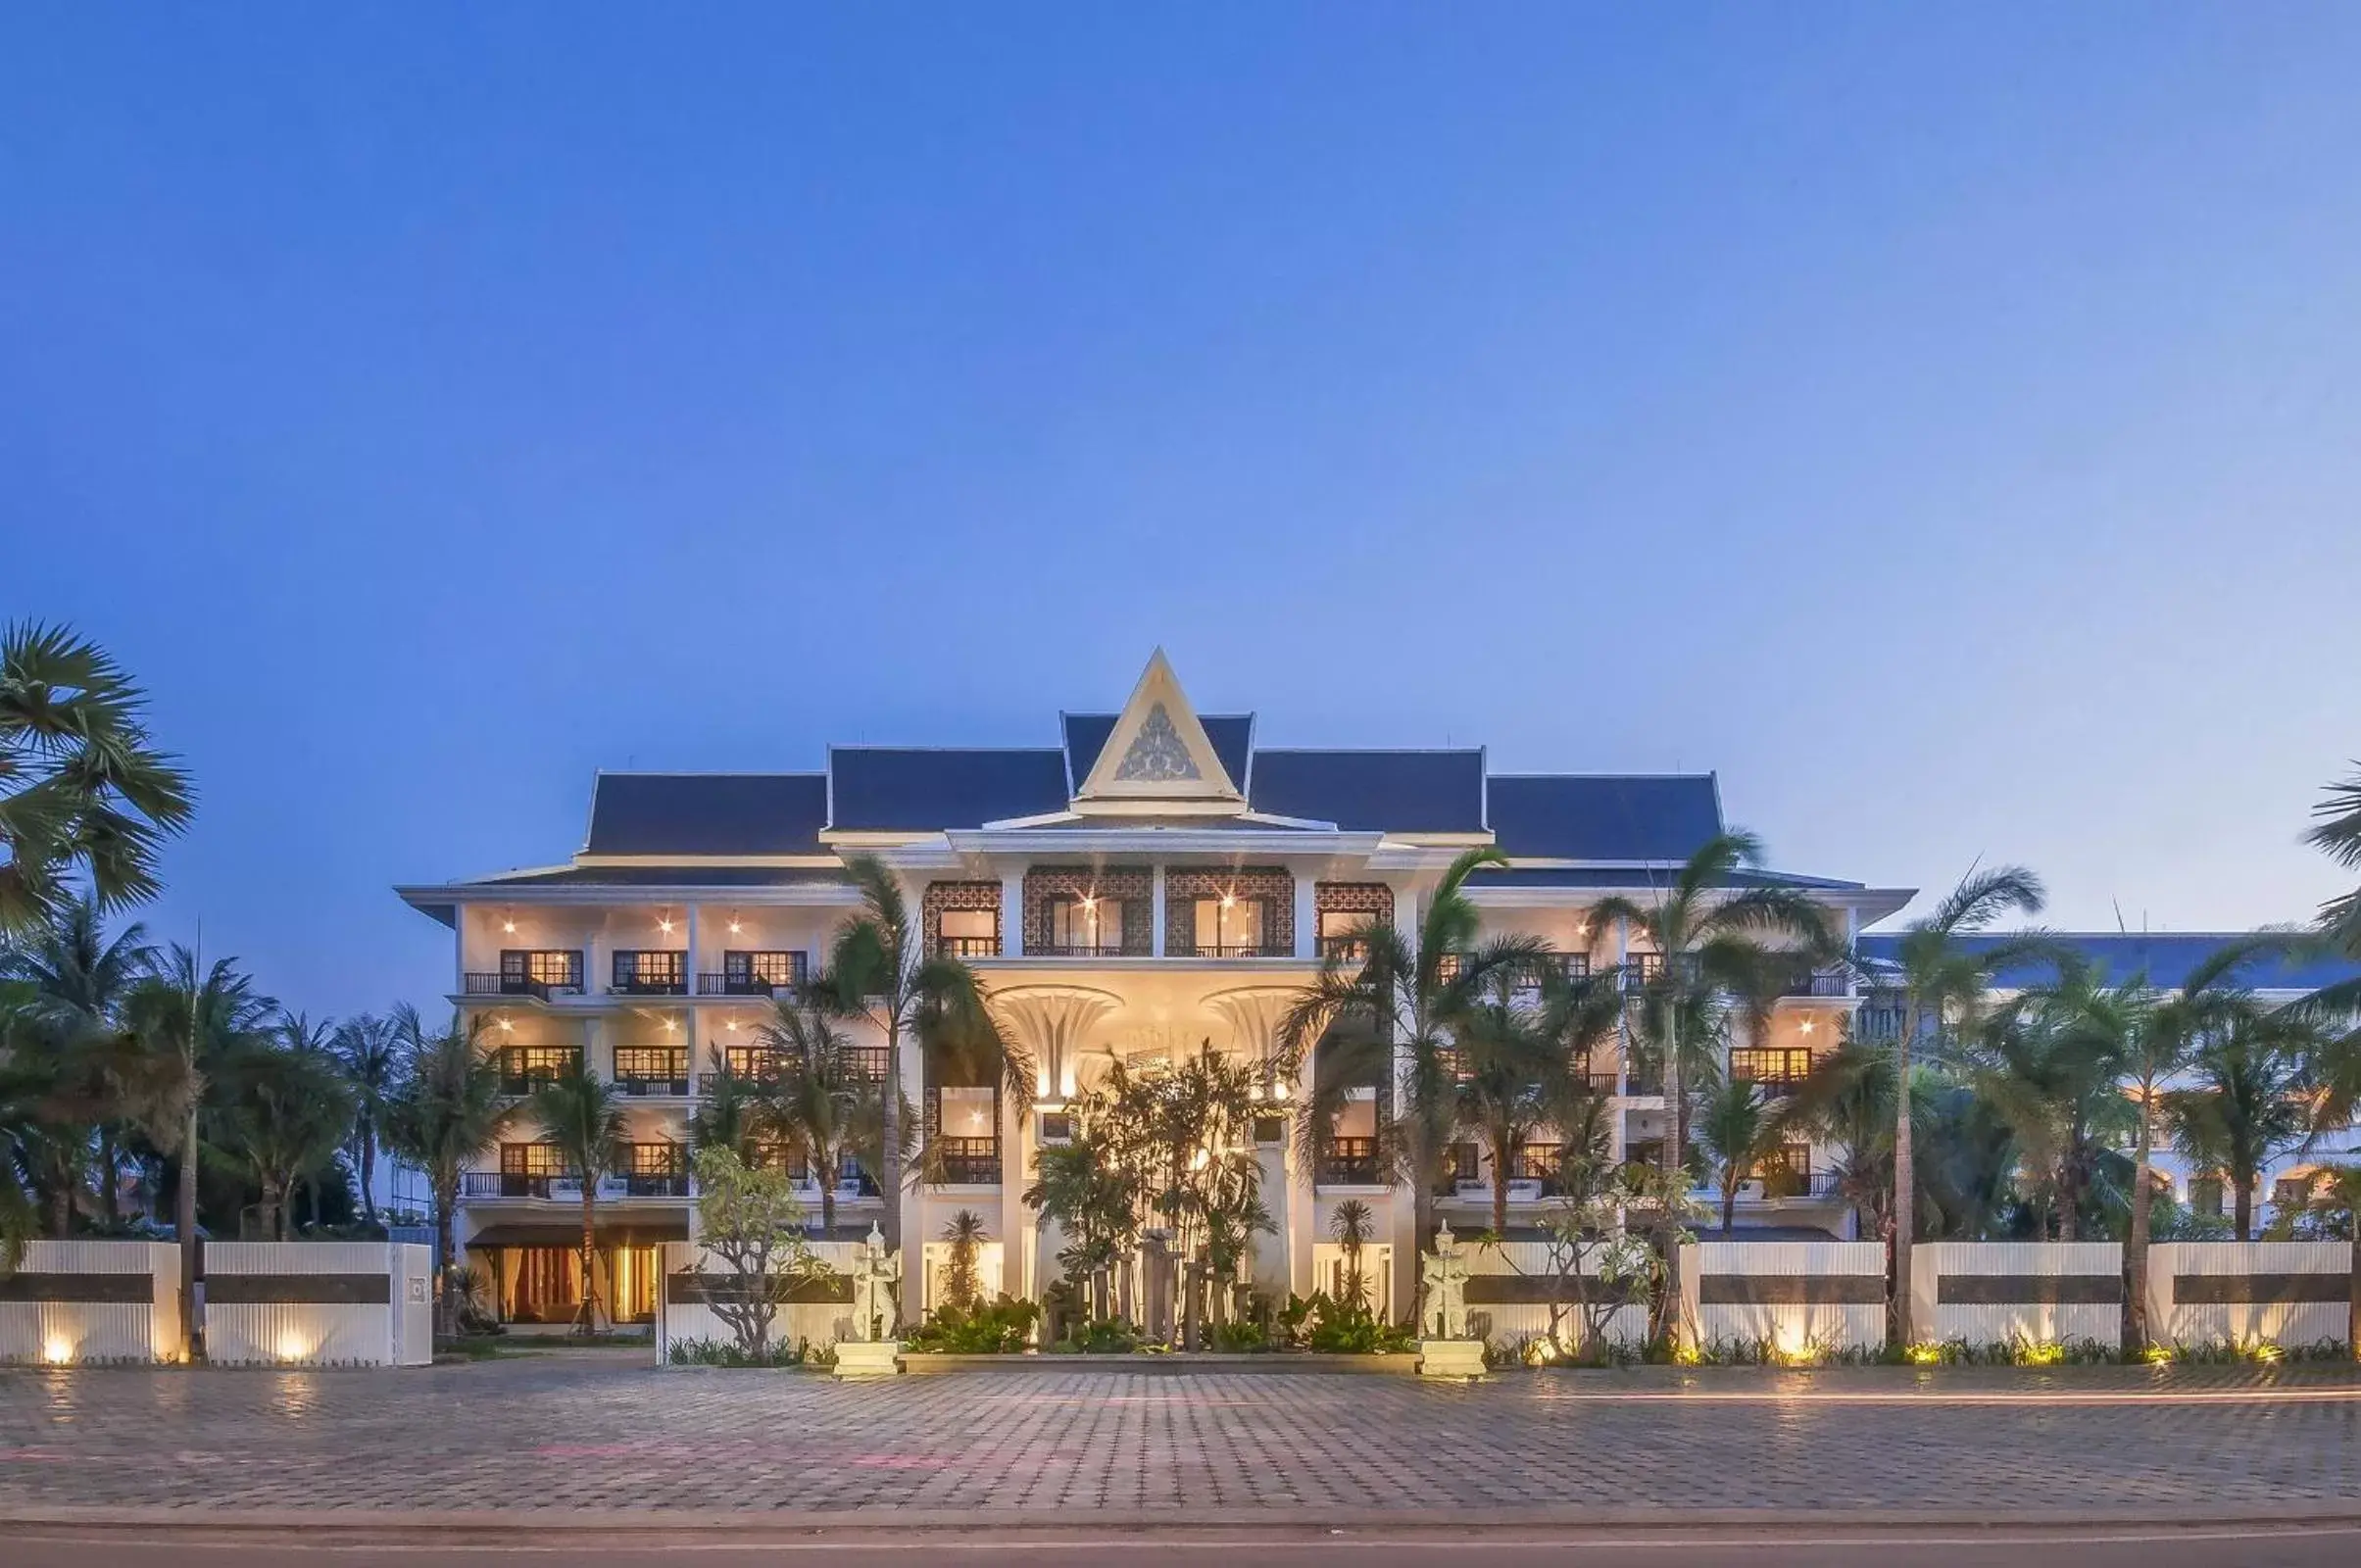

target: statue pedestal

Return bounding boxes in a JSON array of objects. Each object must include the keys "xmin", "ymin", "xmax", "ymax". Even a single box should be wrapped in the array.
[
  {"xmin": 834, "ymin": 1340, "xmax": 904, "ymax": 1379},
  {"xmin": 1417, "ymin": 1339, "xmax": 1487, "ymax": 1380}
]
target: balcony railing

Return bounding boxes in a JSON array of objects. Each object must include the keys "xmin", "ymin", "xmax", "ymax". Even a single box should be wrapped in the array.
[
  {"xmin": 837, "ymin": 1046, "xmax": 892, "ymax": 1081},
  {"xmin": 1317, "ymin": 1137, "xmax": 1383, "ymax": 1186},
  {"xmin": 1621, "ymin": 1063, "xmax": 1665, "ymax": 1097},
  {"xmin": 619, "ymin": 1171, "xmax": 691, "ymax": 1198},
  {"xmin": 1033, "ymin": 943, "xmax": 1141, "ymax": 958},
  {"xmin": 1729, "ymin": 1047, "xmax": 1817, "ymax": 1091},
  {"xmin": 933, "ymin": 1137, "xmax": 1002, "ymax": 1185},
  {"xmin": 1787, "ymin": 969, "xmax": 1851, "ymax": 999},
  {"xmin": 1190, "ymin": 943, "xmax": 1293, "ymax": 958},
  {"xmin": 696, "ymin": 972, "xmax": 801, "ymax": 998},
  {"xmin": 462, "ymin": 1171, "xmax": 566, "ymax": 1199},
  {"xmin": 933, "ymin": 935, "xmax": 1001, "ymax": 959},
  {"xmin": 612, "ymin": 976, "xmax": 688, "ymax": 997},
  {"xmin": 463, "ymin": 972, "xmax": 585, "ymax": 1002},
  {"xmin": 615, "ymin": 1071, "xmax": 692, "ymax": 1097},
  {"xmin": 460, "ymin": 1169, "xmax": 693, "ymax": 1200},
  {"xmin": 1317, "ymin": 935, "xmax": 1370, "ymax": 964}
]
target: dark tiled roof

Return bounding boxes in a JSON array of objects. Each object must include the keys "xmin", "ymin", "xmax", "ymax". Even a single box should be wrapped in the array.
[
  {"xmin": 1486, "ymin": 775, "xmax": 1722, "ymax": 861},
  {"xmin": 583, "ymin": 773, "xmax": 826, "ymax": 857},
  {"xmin": 1853, "ymin": 932, "xmax": 2361, "ymax": 993},
  {"xmin": 462, "ymin": 865, "xmax": 847, "ymax": 889},
  {"xmin": 1464, "ymin": 866, "xmax": 1862, "ymax": 891},
  {"xmin": 1248, "ymin": 750, "xmax": 1488, "ymax": 833},
  {"xmin": 1062, "ymin": 712, "xmax": 1254, "ymax": 792},
  {"xmin": 828, "ymin": 748, "xmax": 1068, "ymax": 831}
]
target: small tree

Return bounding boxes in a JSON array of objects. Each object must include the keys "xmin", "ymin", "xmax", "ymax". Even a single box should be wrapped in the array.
[
  {"xmin": 940, "ymin": 1208, "xmax": 987, "ymax": 1316},
  {"xmin": 689, "ymin": 1146, "xmax": 829, "ymax": 1360},
  {"xmin": 1490, "ymin": 1156, "xmax": 1697, "ymax": 1360},
  {"xmin": 1329, "ymin": 1198, "xmax": 1375, "ymax": 1306}
]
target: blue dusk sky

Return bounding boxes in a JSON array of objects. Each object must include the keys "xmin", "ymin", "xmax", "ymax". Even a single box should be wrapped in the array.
[{"xmin": 5, "ymin": 5, "xmax": 2358, "ymax": 1018}]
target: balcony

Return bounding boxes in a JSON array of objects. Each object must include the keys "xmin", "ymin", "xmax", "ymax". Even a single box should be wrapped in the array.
[
  {"xmin": 1190, "ymin": 942, "xmax": 1293, "ymax": 959},
  {"xmin": 1729, "ymin": 1047, "xmax": 1816, "ymax": 1092},
  {"xmin": 610, "ymin": 952, "xmax": 688, "ymax": 997},
  {"xmin": 497, "ymin": 1050, "xmax": 580, "ymax": 1098},
  {"xmin": 462, "ymin": 1171, "xmax": 565, "ymax": 1199},
  {"xmin": 933, "ymin": 1137, "xmax": 1002, "ymax": 1185},
  {"xmin": 613, "ymin": 1050, "xmax": 691, "ymax": 1097},
  {"xmin": 696, "ymin": 972, "xmax": 797, "ymax": 998},
  {"xmin": 459, "ymin": 1167, "xmax": 693, "ymax": 1200},
  {"xmin": 1622, "ymin": 1062, "xmax": 1665, "ymax": 1097},
  {"xmin": 933, "ymin": 934, "xmax": 1000, "ymax": 959},
  {"xmin": 1786, "ymin": 968, "xmax": 1851, "ymax": 999},
  {"xmin": 1317, "ymin": 935, "xmax": 1371, "ymax": 964},
  {"xmin": 1032, "ymin": 942, "xmax": 1142, "ymax": 958},
  {"xmin": 1317, "ymin": 1137, "xmax": 1383, "ymax": 1186}
]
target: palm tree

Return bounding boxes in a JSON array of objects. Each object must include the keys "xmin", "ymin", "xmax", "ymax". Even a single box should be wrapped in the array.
[
  {"xmin": 1281, "ymin": 846, "xmax": 1543, "ymax": 1278},
  {"xmin": 2167, "ymin": 1009, "xmax": 2317, "ymax": 1241},
  {"xmin": 1691, "ymin": 1077, "xmax": 1798, "ymax": 1234},
  {"xmin": 2307, "ymin": 762, "xmax": 2361, "ymax": 960},
  {"xmin": 332, "ymin": 1010, "xmax": 404, "ymax": 1223},
  {"xmin": 380, "ymin": 1010, "xmax": 510, "ymax": 1336},
  {"xmin": 0, "ymin": 622, "xmax": 194, "ymax": 937},
  {"xmin": 120, "ymin": 944, "xmax": 277, "ymax": 1352},
  {"xmin": 0, "ymin": 995, "xmax": 47, "ymax": 1265},
  {"xmin": 756, "ymin": 998, "xmax": 867, "ymax": 1235},
  {"xmin": 0, "ymin": 896, "xmax": 154, "ymax": 1225},
  {"xmin": 1852, "ymin": 865, "xmax": 2044, "ymax": 1346},
  {"xmin": 819, "ymin": 854, "xmax": 1002, "ymax": 1251},
  {"xmin": 217, "ymin": 1046, "xmax": 352, "ymax": 1241},
  {"xmin": 1453, "ymin": 963, "xmax": 1625, "ymax": 1236},
  {"xmin": 1328, "ymin": 1198, "xmax": 1375, "ymax": 1306},
  {"xmin": 940, "ymin": 1208, "xmax": 989, "ymax": 1315},
  {"xmin": 2294, "ymin": 764, "xmax": 2361, "ymax": 1357},
  {"xmin": 1590, "ymin": 831, "xmax": 1834, "ymax": 1194},
  {"xmin": 1970, "ymin": 971, "xmax": 2137, "ymax": 1243},
  {"xmin": 686, "ymin": 1046, "xmax": 762, "ymax": 1161},
  {"xmin": 524, "ymin": 1055, "xmax": 629, "ymax": 1335},
  {"xmin": 2118, "ymin": 945, "xmax": 2267, "ymax": 1346}
]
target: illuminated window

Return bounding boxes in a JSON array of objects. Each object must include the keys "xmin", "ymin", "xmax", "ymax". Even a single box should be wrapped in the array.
[
  {"xmin": 1048, "ymin": 897, "xmax": 1122, "ymax": 953},
  {"xmin": 1194, "ymin": 898, "xmax": 1267, "ymax": 956}
]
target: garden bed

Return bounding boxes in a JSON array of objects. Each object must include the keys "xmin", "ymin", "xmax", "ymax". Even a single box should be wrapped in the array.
[{"xmin": 899, "ymin": 1350, "xmax": 1421, "ymax": 1375}]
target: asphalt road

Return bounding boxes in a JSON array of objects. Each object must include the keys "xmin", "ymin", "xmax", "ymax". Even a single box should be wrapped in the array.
[{"xmin": 12, "ymin": 1525, "xmax": 2361, "ymax": 1567}]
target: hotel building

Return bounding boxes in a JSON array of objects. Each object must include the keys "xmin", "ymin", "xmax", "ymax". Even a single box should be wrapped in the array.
[{"xmin": 396, "ymin": 653, "xmax": 2352, "ymax": 1328}]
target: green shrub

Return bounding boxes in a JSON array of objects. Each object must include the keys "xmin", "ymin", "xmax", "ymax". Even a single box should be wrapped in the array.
[
  {"xmin": 906, "ymin": 1296, "xmax": 1041, "ymax": 1353},
  {"xmin": 1208, "ymin": 1319, "xmax": 1271, "ymax": 1352},
  {"xmin": 1048, "ymin": 1317, "xmax": 1145, "ymax": 1354},
  {"xmin": 1297, "ymin": 1291, "xmax": 1415, "ymax": 1354},
  {"xmin": 666, "ymin": 1335, "xmax": 807, "ymax": 1367}
]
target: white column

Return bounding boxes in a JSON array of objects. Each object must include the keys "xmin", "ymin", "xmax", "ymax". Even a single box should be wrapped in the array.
[
  {"xmin": 1293, "ymin": 871, "xmax": 1315, "ymax": 959},
  {"xmin": 1000, "ymin": 1091, "xmax": 1028, "ymax": 1298},
  {"xmin": 1001, "ymin": 867, "xmax": 1025, "ymax": 957},
  {"xmin": 899, "ymin": 1007, "xmax": 926, "ymax": 1280},
  {"xmin": 1287, "ymin": 1046, "xmax": 1316, "ymax": 1298},
  {"xmin": 1151, "ymin": 863, "xmax": 1167, "ymax": 957},
  {"xmin": 1388, "ymin": 884, "xmax": 1420, "ymax": 1320}
]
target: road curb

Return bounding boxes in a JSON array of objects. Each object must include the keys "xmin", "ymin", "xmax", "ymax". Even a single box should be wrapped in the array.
[{"xmin": 9, "ymin": 1502, "xmax": 2361, "ymax": 1540}]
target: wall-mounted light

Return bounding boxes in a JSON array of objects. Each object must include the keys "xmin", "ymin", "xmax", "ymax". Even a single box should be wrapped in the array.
[
  {"xmin": 728, "ymin": 913, "xmax": 743, "ymax": 936},
  {"xmin": 724, "ymin": 1017, "xmax": 739, "ymax": 1033},
  {"xmin": 658, "ymin": 907, "xmax": 675, "ymax": 936},
  {"xmin": 502, "ymin": 906, "xmax": 517, "ymax": 935},
  {"xmin": 662, "ymin": 1016, "xmax": 678, "ymax": 1033},
  {"xmin": 41, "ymin": 1337, "xmax": 74, "ymax": 1366},
  {"xmin": 1270, "ymin": 1081, "xmax": 1289, "ymax": 1102},
  {"xmin": 498, "ymin": 1015, "xmax": 515, "ymax": 1034},
  {"xmin": 1798, "ymin": 1017, "xmax": 1816, "ymax": 1035},
  {"xmin": 1219, "ymin": 893, "xmax": 1235, "ymax": 908}
]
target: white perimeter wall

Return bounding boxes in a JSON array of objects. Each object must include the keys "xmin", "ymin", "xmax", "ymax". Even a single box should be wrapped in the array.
[
  {"xmin": 0, "ymin": 1241, "xmax": 181, "ymax": 1365},
  {"xmin": 204, "ymin": 1243, "xmax": 433, "ymax": 1367},
  {"xmin": 1464, "ymin": 1239, "xmax": 1648, "ymax": 1348},
  {"xmin": 1909, "ymin": 1242, "xmax": 2124, "ymax": 1348},
  {"xmin": 1680, "ymin": 1241, "xmax": 1887, "ymax": 1354},
  {"xmin": 656, "ymin": 1240, "xmax": 863, "ymax": 1359},
  {"xmin": 2147, "ymin": 1242, "xmax": 2351, "ymax": 1350}
]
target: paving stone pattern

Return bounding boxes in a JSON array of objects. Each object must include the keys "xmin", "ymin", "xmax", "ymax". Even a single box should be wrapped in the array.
[{"xmin": 0, "ymin": 1360, "xmax": 2357, "ymax": 1514}]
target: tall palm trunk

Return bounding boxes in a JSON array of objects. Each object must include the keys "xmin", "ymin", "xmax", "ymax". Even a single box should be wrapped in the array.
[
  {"xmin": 99, "ymin": 1129, "xmax": 121, "ymax": 1223},
  {"xmin": 880, "ymin": 1009, "xmax": 903, "ymax": 1252},
  {"xmin": 434, "ymin": 1179, "xmax": 460, "ymax": 1338},
  {"xmin": 1891, "ymin": 1000, "xmax": 1919, "ymax": 1346},
  {"xmin": 177, "ymin": 1102, "xmax": 200, "ymax": 1361},
  {"xmin": 2233, "ymin": 1180, "xmax": 2253, "ymax": 1243},
  {"xmin": 576, "ymin": 1186, "xmax": 599, "ymax": 1335},
  {"xmin": 358, "ymin": 1134, "xmax": 377, "ymax": 1222},
  {"xmin": 2127, "ymin": 1099, "xmax": 2157, "ymax": 1347},
  {"xmin": 1490, "ymin": 1127, "xmax": 1512, "ymax": 1238},
  {"xmin": 1720, "ymin": 1173, "xmax": 1739, "ymax": 1235}
]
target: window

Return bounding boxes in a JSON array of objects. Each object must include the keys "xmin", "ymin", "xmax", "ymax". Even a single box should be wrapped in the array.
[
  {"xmin": 613, "ymin": 950, "xmax": 686, "ymax": 992},
  {"xmin": 1195, "ymin": 897, "xmax": 1267, "ymax": 956},
  {"xmin": 613, "ymin": 1047, "xmax": 687, "ymax": 1089},
  {"xmin": 500, "ymin": 1142, "xmax": 569, "ymax": 1177},
  {"xmin": 1317, "ymin": 910, "xmax": 1371, "ymax": 961},
  {"xmin": 499, "ymin": 1046, "xmax": 576, "ymax": 1090},
  {"xmin": 1038, "ymin": 1112, "xmax": 1075, "ymax": 1145},
  {"xmin": 1048, "ymin": 897, "xmax": 1123, "ymax": 953},
  {"xmin": 2190, "ymin": 1176, "xmax": 2225, "ymax": 1218},
  {"xmin": 2274, "ymin": 1173, "xmax": 2319, "ymax": 1208},
  {"xmin": 499, "ymin": 949, "xmax": 582, "ymax": 992},
  {"xmin": 936, "ymin": 908, "xmax": 998, "ymax": 957}
]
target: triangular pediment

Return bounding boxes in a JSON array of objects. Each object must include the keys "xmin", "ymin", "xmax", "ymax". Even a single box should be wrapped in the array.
[{"xmin": 1073, "ymin": 650, "xmax": 1245, "ymax": 816}]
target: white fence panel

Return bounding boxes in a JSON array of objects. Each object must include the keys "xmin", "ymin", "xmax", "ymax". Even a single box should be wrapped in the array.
[
  {"xmin": 1679, "ymin": 1241, "xmax": 1887, "ymax": 1355},
  {"xmin": 0, "ymin": 1241, "xmax": 181, "ymax": 1365},
  {"xmin": 1464, "ymin": 1239, "xmax": 1648, "ymax": 1348},
  {"xmin": 2146, "ymin": 1242, "xmax": 2351, "ymax": 1350},
  {"xmin": 657, "ymin": 1241, "xmax": 863, "ymax": 1361},
  {"xmin": 205, "ymin": 1242, "xmax": 425, "ymax": 1367},
  {"xmin": 1909, "ymin": 1242, "xmax": 2123, "ymax": 1348}
]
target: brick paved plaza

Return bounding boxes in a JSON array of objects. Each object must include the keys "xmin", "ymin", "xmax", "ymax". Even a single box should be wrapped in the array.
[{"xmin": 1, "ymin": 1357, "xmax": 2358, "ymax": 1518}]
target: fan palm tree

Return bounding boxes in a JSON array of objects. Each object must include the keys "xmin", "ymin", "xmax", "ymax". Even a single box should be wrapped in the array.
[
  {"xmin": 379, "ymin": 1010, "xmax": 510, "ymax": 1335},
  {"xmin": 1281, "ymin": 846, "xmax": 1544, "ymax": 1278},
  {"xmin": 818, "ymin": 854, "xmax": 1003, "ymax": 1250},
  {"xmin": 524, "ymin": 1055, "xmax": 629, "ymax": 1334},
  {"xmin": 939, "ymin": 1207, "xmax": 989, "ymax": 1315},
  {"xmin": 0, "ymin": 622, "xmax": 194, "ymax": 937},
  {"xmin": 1329, "ymin": 1198, "xmax": 1376, "ymax": 1306},
  {"xmin": 756, "ymin": 998, "xmax": 867, "ymax": 1235},
  {"xmin": 1850, "ymin": 864, "xmax": 2045, "ymax": 1345},
  {"xmin": 119, "ymin": 943, "xmax": 277, "ymax": 1351},
  {"xmin": 2307, "ymin": 762, "xmax": 2361, "ymax": 961},
  {"xmin": 333, "ymin": 1010, "xmax": 405, "ymax": 1222},
  {"xmin": 0, "ymin": 994, "xmax": 47, "ymax": 1266},
  {"xmin": 2167, "ymin": 1009, "xmax": 2318, "ymax": 1241},
  {"xmin": 686, "ymin": 1046, "xmax": 762, "ymax": 1161}
]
